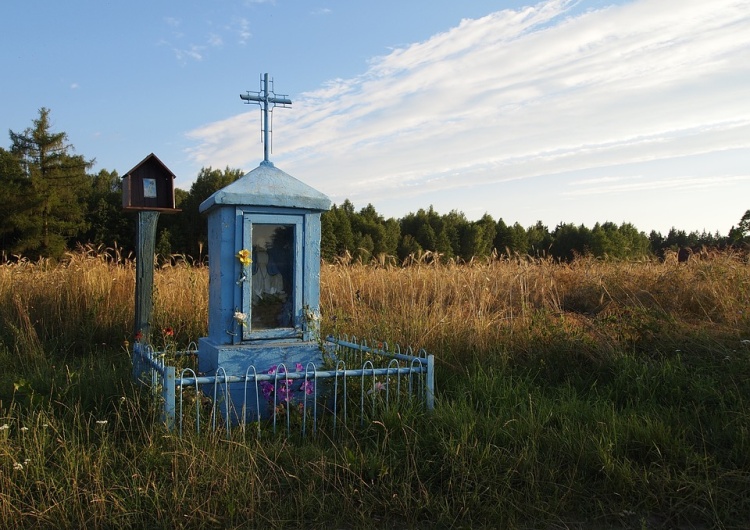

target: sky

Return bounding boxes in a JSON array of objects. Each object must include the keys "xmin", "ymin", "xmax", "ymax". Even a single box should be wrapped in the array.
[{"xmin": 2, "ymin": 0, "xmax": 749, "ymax": 236}]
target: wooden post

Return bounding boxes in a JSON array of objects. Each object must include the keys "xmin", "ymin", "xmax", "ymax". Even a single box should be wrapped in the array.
[{"xmin": 133, "ymin": 211, "xmax": 160, "ymax": 380}]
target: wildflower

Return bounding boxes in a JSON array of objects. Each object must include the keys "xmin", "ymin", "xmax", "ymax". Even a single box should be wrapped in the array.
[
  {"xmin": 259, "ymin": 381, "xmax": 274, "ymax": 399},
  {"xmin": 236, "ymin": 249, "xmax": 252, "ymax": 266},
  {"xmin": 741, "ymin": 339, "xmax": 750, "ymax": 346},
  {"xmin": 163, "ymin": 327, "xmax": 174, "ymax": 337},
  {"xmin": 305, "ymin": 307, "xmax": 320, "ymax": 322},
  {"xmin": 267, "ymin": 365, "xmax": 277, "ymax": 375},
  {"xmin": 0, "ymin": 424, "xmax": 9, "ymax": 431},
  {"xmin": 134, "ymin": 330, "xmax": 143, "ymax": 342},
  {"xmin": 13, "ymin": 462, "xmax": 23, "ymax": 471},
  {"xmin": 96, "ymin": 420, "xmax": 108, "ymax": 426},
  {"xmin": 278, "ymin": 381, "xmax": 294, "ymax": 403},
  {"xmin": 295, "ymin": 363, "xmax": 304, "ymax": 372},
  {"xmin": 20, "ymin": 426, "xmax": 29, "ymax": 432},
  {"xmin": 234, "ymin": 311, "xmax": 248, "ymax": 327},
  {"xmin": 368, "ymin": 381, "xmax": 386, "ymax": 395},
  {"xmin": 301, "ymin": 380, "xmax": 315, "ymax": 395}
]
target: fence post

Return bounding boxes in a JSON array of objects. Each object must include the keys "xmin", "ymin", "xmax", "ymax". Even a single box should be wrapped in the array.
[
  {"xmin": 426, "ymin": 354, "xmax": 435, "ymax": 411},
  {"xmin": 162, "ymin": 365, "xmax": 176, "ymax": 429}
]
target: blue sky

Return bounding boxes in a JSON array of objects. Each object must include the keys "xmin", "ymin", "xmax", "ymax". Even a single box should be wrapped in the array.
[{"xmin": 3, "ymin": 0, "xmax": 749, "ymax": 236}]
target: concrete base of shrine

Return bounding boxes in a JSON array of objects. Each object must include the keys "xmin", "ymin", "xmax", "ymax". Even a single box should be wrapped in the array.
[{"xmin": 198, "ymin": 337, "xmax": 326, "ymax": 424}]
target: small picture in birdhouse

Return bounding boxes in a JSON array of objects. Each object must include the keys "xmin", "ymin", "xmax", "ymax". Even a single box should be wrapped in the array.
[{"xmin": 142, "ymin": 178, "xmax": 157, "ymax": 199}]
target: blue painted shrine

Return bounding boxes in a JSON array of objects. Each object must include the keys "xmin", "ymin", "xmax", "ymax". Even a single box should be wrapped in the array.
[{"xmin": 197, "ymin": 75, "xmax": 332, "ymax": 422}]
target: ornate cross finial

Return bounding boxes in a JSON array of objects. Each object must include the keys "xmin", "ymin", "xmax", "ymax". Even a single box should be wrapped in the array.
[{"xmin": 240, "ymin": 73, "xmax": 292, "ymax": 166}]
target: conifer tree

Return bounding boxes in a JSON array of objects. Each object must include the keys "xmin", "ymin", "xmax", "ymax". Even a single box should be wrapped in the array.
[{"xmin": 8, "ymin": 108, "xmax": 92, "ymax": 258}]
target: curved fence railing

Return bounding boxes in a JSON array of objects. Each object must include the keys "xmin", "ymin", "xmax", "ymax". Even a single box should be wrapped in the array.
[{"xmin": 133, "ymin": 336, "xmax": 435, "ymax": 438}]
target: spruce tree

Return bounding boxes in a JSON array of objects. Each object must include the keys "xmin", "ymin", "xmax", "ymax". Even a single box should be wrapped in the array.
[{"xmin": 8, "ymin": 108, "xmax": 92, "ymax": 258}]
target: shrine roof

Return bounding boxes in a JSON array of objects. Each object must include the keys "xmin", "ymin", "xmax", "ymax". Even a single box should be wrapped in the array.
[{"xmin": 199, "ymin": 161, "xmax": 331, "ymax": 213}]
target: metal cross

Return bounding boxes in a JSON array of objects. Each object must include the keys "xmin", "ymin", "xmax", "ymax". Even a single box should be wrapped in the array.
[{"xmin": 240, "ymin": 73, "xmax": 292, "ymax": 165}]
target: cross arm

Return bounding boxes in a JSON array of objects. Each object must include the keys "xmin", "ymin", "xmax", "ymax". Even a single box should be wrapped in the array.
[{"xmin": 240, "ymin": 93, "xmax": 292, "ymax": 106}]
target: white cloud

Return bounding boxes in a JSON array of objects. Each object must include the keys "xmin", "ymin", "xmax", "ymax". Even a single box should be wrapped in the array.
[
  {"xmin": 564, "ymin": 174, "xmax": 750, "ymax": 197},
  {"xmin": 162, "ymin": 14, "xmax": 251, "ymax": 61},
  {"xmin": 185, "ymin": 0, "xmax": 750, "ymax": 227},
  {"xmin": 172, "ymin": 44, "xmax": 205, "ymax": 62},
  {"xmin": 233, "ymin": 17, "xmax": 251, "ymax": 44}
]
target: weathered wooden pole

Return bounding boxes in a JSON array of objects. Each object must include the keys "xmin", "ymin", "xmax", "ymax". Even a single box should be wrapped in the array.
[
  {"xmin": 132, "ymin": 210, "xmax": 159, "ymax": 380},
  {"xmin": 134, "ymin": 211, "xmax": 160, "ymax": 339}
]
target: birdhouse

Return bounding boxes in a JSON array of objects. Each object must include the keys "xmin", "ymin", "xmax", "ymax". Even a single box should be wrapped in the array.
[
  {"xmin": 197, "ymin": 161, "xmax": 331, "ymax": 413},
  {"xmin": 122, "ymin": 153, "xmax": 180, "ymax": 212}
]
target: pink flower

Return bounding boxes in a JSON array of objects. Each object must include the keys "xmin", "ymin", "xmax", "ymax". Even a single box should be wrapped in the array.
[
  {"xmin": 295, "ymin": 363, "xmax": 304, "ymax": 372},
  {"xmin": 259, "ymin": 381, "xmax": 274, "ymax": 399},
  {"xmin": 278, "ymin": 381, "xmax": 294, "ymax": 403},
  {"xmin": 301, "ymin": 380, "xmax": 315, "ymax": 395},
  {"xmin": 368, "ymin": 381, "xmax": 386, "ymax": 395}
]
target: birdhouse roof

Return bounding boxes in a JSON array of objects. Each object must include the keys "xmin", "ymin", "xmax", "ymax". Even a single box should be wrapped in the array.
[{"xmin": 123, "ymin": 153, "xmax": 175, "ymax": 180}]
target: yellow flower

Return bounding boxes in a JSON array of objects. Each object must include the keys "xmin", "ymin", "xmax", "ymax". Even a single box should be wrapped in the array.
[{"xmin": 236, "ymin": 249, "xmax": 252, "ymax": 266}]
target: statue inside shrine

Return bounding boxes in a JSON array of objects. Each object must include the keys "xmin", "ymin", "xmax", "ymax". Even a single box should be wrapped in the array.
[
  {"xmin": 251, "ymin": 225, "xmax": 293, "ymax": 329},
  {"xmin": 252, "ymin": 247, "xmax": 284, "ymax": 300}
]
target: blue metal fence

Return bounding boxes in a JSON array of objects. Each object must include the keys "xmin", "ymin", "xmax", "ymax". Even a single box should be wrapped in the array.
[{"xmin": 133, "ymin": 336, "xmax": 435, "ymax": 438}]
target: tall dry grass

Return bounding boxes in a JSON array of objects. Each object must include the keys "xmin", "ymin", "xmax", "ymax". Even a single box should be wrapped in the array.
[
  {"xmin": 0, "ymin": 247, "xmax": 208, "ymax": 358},
  {"xmin": 2, "ymin": 246, "xmax": 747, "ymax": 366},
  {"xmin": 321, "ymin": 253, "xmax": 750, "ymax": 371}
]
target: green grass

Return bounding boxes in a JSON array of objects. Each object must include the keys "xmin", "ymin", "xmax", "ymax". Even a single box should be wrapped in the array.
[{"xmin": 2, "ymin": 342, "xmax": 747, "ymax": 528}]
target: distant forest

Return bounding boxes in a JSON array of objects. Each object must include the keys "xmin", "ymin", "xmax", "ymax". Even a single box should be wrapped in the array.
[{"xmin": 2, "ymin": 108, "xmax": 749, "ymax": 263}]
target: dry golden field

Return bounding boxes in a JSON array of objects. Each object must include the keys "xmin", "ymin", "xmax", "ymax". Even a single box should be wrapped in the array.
[{"xmin": 1, "ymin": 247, "xmax": 748, "ymax": 364}]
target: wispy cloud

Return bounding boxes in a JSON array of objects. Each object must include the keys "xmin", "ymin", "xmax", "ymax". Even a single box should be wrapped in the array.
[
  {"xmin": 565, "ymin": 174, "xmax": 750, "ymax": 196},
  {"xmin": 232, "ymin": 17, "xmax": 251, "ymax": 45},
  {"xmin": 186, "ymin": 0, "xmax": 750, "ymax": 218},
  {"xmin": 168, "ymin": 43, "xmax": 205, "ymax": 62},
  {"xmin": 162, "ymin": 13, "xmax": 252, "ymax": 61}
]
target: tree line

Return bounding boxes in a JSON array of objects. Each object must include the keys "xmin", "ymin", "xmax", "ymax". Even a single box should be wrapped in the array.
[{"xmin": 2, "ymin": 108, "xmax": 748, "ymax": 263}]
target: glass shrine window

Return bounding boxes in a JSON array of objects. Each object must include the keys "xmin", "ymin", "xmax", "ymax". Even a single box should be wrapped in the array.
[{"xmin": 249, "ymin": 224, "xmax": 294, "ymax": 330}]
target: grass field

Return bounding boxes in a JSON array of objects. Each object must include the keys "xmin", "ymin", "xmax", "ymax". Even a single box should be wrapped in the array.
[{"xmin": 1, "ymin": 248, "xmax": 749, "ymax": 528}]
